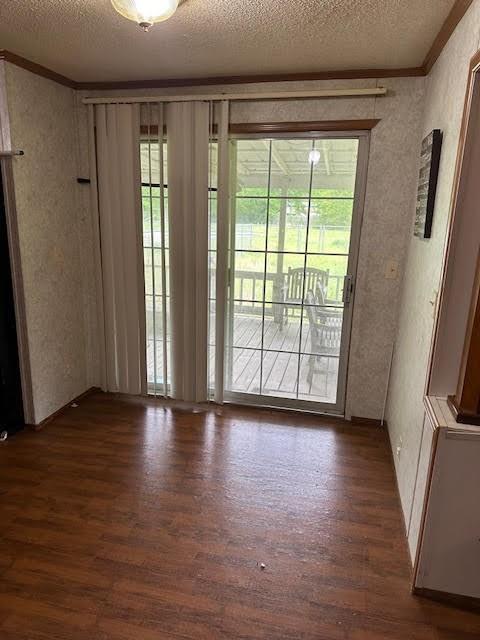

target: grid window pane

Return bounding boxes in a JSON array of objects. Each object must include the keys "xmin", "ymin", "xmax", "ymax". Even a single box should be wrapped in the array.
[
  {"xmin": 230, "ymin": 301, "xmax": 263, "ymax": 349},
  {"xmin": 300, "ymin": 306, "xmax": 343, "ymax": 358},
  {"xmin": 267, "ymin": 198, "xmax": 309, "ymax": 253},
  {"xmin": 262, "ymin": 305, "xmax": 301, "ymax": 353},
  {"xmin": 208, "ymin": 250, "xmax": 216, "ymax": 300},
  {"xmin": 264, "ymin": 252, "xmax": 305, "ymax": 304},
  {"xmin": 311, "ymin": 138, "xmax": 359, "ymax": 197},
  {"xmin": 269, "ymin": 139, "xmax": 314, "ymax": 197},
  {"xmin": 307, "ymin": 198, "xmax": 353, "ymax": 255},
  {"xmin": 261, "ymin": 351, "xmax": 299, "ymax": 399},
  {"xmin": 235, "ymin": 140, "xmax": 271, "ymax": 197},
  {"xmin": 143, "ymin": 196, "xmax": 169, "ymax": 249},
  {"xmin": 144, "ymin": 249, "xmax": 170, "ymax": 297},
  {"xmin": 233, "ymin": 252, "xmax": 266, "ymax": 302},
  {"xmin": 306, "ymin": 254, "xmax": 348, "ymax": 305},
  {"xmin": 209, "ymin": 196, "xmax": 217, "ymax": 252},
  {"xmin": 234, "ymin": 198, "xmax": 268, "ymax": 250},
  {"xmin": 228, "ymin": 347, "xmax": 261, "ymax": 394},
  {"xmin": 297, "ymin": 354, "xmax": 339, "ymax": 403}
]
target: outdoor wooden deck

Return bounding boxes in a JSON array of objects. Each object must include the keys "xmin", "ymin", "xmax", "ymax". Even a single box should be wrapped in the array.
[{"xmin": 147, "ymin": 313, "xmax": 341, "ymax": 404}]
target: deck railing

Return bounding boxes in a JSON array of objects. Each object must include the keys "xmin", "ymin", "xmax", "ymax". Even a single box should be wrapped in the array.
[{"xmin": 207, "ymin": 269, "xmax": 344, "ymax": 317}]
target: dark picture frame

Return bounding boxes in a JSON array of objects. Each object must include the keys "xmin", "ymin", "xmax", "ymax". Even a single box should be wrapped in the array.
[{"xmin": 414, "ymin": 129, "xmax": 443, "ymax": 239}]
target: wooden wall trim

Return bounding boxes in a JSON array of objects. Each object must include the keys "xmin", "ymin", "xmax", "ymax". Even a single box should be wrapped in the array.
[
  {"xmin": 0, "ymin": 157, "xmax": 36, "ymax": 425},
  {"xmin": 351, "ymin": 416, "xmax": 385, "ymax": 427},
  {"xmin": 448, "ymin": 243, "xmax": 480, "ymax": 424},
  {"xmin": 31, "ymin": 386, "xmax": 102, "ymax": 430},
  {"xmin": 425, "ymin": 49, "xmax": 480, "ymax": 424},
  {"xmin": 414, "ymin": 587, "xmax": 480, "ymax": 613},
  {"xmin": 230, "ymin": 119, "xmax": 380, "ymax": 134},
  {"xmin": 76, "ymin": 68, "xmax": 424, "ymax": 90},
  {"xmin": 0, "ymin": 49, "xmax": 76, "ymax": 89},
  {"xmin": 411, "ymin": 418, "xmax": 440, "ymax": 591},
  {"xmin": 423, "ymin": 0, "xmax": 475, "ymax": 74},
  {"xmin": 140, "ymin": 119, "xmax": 380, "ymax": 137},
  {"xmin": 0, "ymin": 50, "xmax": 422, "ymax": 92},
  {"xmin": 425, "ymin": 48, "xmax": 480, "ymax": 399},
  {"xmin": 0, "ymin": 0, "xmax": 474, "ymax": 92}
]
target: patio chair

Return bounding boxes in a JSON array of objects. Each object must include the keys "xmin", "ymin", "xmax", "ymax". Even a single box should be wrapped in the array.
[
  {"xmin": 276, "ymin": 267, "xmax": 329, "ymax": 327},
  {"xmin": 305, "ymin": 289, "xmax": 343, "ymax": 385}
]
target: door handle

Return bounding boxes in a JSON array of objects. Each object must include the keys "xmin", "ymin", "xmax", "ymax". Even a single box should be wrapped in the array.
[{"xmin": 343, "ymin": 275, "xmax": 354, "ymax": 304}]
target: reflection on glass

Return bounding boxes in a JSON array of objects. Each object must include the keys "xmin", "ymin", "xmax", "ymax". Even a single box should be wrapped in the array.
[
  {"xmin": 300, "ymin": 306, "xmax": 343, "ymax": 358},
  {"xmin": 297, "ymin": 355, "xmax": 339, "ymax": 403}
]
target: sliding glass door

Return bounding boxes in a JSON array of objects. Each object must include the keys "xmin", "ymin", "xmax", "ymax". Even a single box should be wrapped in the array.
[
  {"xmin": 141, "ymin": 130, "xmax": 368, "ymax": 414},
  {"xmin": 141, "ymin": 137, "xmax": 217, "ymax": 396},
  {"xmin": 224, "ymin": 134, "xmax": 368, "ymax": 414}
]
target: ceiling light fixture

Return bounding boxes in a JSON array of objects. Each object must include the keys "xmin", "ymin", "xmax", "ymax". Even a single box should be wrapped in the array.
[{"xmin": 111, "ymin": 0, "xmax": 179, "ymax": 32}]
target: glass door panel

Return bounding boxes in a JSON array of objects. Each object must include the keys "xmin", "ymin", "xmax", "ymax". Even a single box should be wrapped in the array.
[
  {"xmin": 141, "ymin": 139, "xmax": 170, "ymax": 395},
  {"xmin": 225, "ymin": 135, "xmax": 366, "ymax": 414}
]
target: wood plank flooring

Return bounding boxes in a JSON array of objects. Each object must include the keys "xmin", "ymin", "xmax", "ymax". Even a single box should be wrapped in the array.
[{"xmin": 0, "ymin": 392, "xmax": 479, "ymax": 639}]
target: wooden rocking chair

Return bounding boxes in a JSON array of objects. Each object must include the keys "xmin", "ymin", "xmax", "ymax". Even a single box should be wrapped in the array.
[
  {"xmin": 305, "ymin": 289, "xmax": 343, "ymax": 385},
  {"xmin": 276, "ymin": 267, "xmax": 329, "ymax": 327}
]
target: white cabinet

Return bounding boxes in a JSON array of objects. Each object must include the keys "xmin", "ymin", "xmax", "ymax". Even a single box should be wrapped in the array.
[
  {"xmin": 413, "ymin": 397, "xmax": 480, "ymax": 600},
  {"xmin": 408, "ymin": 412, "xmax": 435, "ymax": 561}
]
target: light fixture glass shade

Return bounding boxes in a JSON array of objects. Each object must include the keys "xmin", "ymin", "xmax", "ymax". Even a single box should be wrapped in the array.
[{"xmin": 111, "ymin": 0, "xmax": 179, "ymax": 31}]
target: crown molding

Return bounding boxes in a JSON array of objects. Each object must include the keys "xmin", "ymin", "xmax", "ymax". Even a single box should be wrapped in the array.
[
  {"xmin": 0, "ymin": 1, "xmax": 474, "ymax": 91},
  {"xmin": 76, "ymin": 67, "xmax": 424, "ymax": 90},
  {"xmin": 0, "ymin": 49, "xmax": 75, "ymax": 88},
  {"xmin": 0, "ymin": 49, "xmax": 425, "ymax": 89},
  {"xmin": 423, "ymin": 0, "xmax": 475, "ymax": 74}
]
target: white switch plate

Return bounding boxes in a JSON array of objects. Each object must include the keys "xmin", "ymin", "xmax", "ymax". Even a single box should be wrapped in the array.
[{"xmin": 396, "ymin": 436, "xmax": 403, "ymax": 459}]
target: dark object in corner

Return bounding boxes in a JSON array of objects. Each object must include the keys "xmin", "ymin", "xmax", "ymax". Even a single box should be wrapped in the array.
[
  {"xmin": 0, "ymin": 167, "xmax": 24, "ymax": 436},
  {"xmin": 77, "ymin": 178, "xmax": 91, "ymax": 184},
  {"xmin": 414, "ymin": 129, "xmax": 443, "ymax": 239}
]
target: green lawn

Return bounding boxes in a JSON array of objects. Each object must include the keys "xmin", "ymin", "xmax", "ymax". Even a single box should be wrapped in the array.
[{"xmin": 142, "ymin": 190, "xmax": 351, "ymax": 304}]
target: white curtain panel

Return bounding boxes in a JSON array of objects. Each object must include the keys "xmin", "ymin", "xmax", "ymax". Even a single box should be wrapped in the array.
[
  {"xmin": 167, "ymin": 102, "xmax": 210, "ymax": 402},
  {"xmin": 94, "ymin": 103, "xmax": 147, "ymax": 394}
]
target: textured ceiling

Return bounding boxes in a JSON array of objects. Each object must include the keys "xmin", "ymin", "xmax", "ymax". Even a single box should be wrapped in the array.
[{"xmin": 0, "ymin": 0, "xmax": 456, "ymax": 82}]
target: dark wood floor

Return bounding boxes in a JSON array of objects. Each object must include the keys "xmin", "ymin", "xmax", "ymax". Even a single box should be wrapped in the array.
[{"xmin": 0, "ymin": 393, "xmax": 479, "ymax": 639}]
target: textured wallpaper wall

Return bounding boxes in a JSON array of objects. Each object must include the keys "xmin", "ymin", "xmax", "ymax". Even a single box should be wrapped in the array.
[
  {"xmin": 231, "ymin": 78, "xmax": 425, "ymax": 422},
  {"xmin": 78, "ymin": 76, "xmax": 425, "ymax": 420},
  {"xmin": 386, "ymin": 0, "xmax": 480, "ymax": 560},
  {"xmin": 3, "ymin": 68, "xmax": 426, "ymax": 424},
  {"xmin": 5, "ymin": 64, "xmax": 92, "ymax": 423}
]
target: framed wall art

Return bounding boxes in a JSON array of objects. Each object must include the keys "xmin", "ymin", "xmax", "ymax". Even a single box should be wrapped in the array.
[{"xmin": 414, "ymin": 129, "xmax": 443, "ymax": 239}]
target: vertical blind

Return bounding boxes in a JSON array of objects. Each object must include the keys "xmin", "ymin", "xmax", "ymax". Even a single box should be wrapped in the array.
[
  {"xmin": 92, "ymin": 99, "xmax": 230, "ymax": 402},
  {"xmin": 94, "ymin": 103, "xmax": 147, "ymax": 395},
  {"xmin": 167, "ymin": 102, "xmax": 210, "ymax": 402}
]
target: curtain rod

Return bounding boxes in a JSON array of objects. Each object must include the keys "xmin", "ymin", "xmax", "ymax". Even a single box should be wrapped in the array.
[
  {"xmin": 82, "ymin": 87, "xmax": 387, "ymax": 105},
  {"xmin": 0, "ymin": 150, "xmax": 24, "ymax": 157}
]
